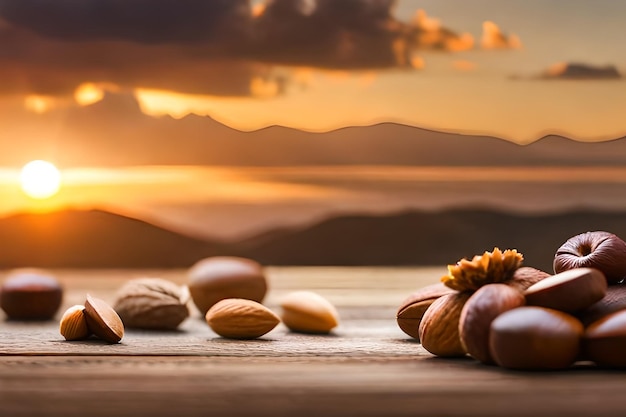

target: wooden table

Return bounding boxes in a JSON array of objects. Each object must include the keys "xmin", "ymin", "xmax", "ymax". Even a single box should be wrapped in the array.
[{"xmin": 1, "ymin": 267, "xmax": 625, "ymax": 417}]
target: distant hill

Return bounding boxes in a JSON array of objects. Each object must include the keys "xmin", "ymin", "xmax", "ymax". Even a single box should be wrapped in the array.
[
  {"xmin": 3, "ymin": 208, "xmax": 626, "ymax": 270},
  {"xmin": 2, "ymin": 92, "xmax": 626, "ymax": 166},
  {"xmin": 239, "ymin": 209, "xmax": 626, "ymax": 272},
  {"xmin": 0, "ymin": 209, "xmax": 221, "ymax": 268}
]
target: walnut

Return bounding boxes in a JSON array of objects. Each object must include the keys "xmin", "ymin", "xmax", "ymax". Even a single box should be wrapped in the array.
[{"xmin": 113, "ymin": 278, "xmax": 190, "ymax": 330}]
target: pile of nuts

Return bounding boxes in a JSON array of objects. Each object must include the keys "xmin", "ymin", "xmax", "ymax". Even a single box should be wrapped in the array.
[{"xmin": 397, "ymin": 231, "xmax": 626, "ymax": 370}]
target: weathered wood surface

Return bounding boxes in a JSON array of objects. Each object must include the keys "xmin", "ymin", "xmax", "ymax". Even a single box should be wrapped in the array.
[{"xmin": 2, "ymin": 267, "xmax": 626, "ymax": 417}]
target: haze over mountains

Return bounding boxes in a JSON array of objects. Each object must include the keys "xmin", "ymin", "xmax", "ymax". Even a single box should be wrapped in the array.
[
  {"xmin": 1, "ymin": 92, "xmax": 626, "ymax": 167},
  {"xmin": 2, "ymin": 208, "xmax": 626, "ymax": 272}
]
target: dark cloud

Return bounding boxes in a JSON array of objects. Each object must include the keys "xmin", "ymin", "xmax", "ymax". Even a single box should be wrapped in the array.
[
  {"xmin": 540, "ymin": 62, "xmax": 621, "ymax": 80},
  {"xmin": 0, "ymin": 0, "xmax": 518, "ymax": 100},
  {"xmin": 0, "ymin": 0, "xmax": 251, "ymax": 44}
]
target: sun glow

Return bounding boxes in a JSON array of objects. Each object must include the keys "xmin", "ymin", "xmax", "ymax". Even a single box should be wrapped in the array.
[{"xmin": 20, "ymin": 160, "xmax": 62, "ymax": 199}]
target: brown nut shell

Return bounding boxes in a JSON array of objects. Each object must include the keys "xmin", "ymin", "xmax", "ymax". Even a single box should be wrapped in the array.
[
  {"xmin": 524, "ymin": 268, "xmax": 607, "ymax": 313},
  {"xmin": 583, "ymin": 310, "xmax": 626, "ymax": 368},
  {"xmin": 84, "ymin": 295, "xmax": 125, "ymax": 343},
  {"xmin": 0, "ymin": 272, "xmax": 63, "ymax": 320},
  {"xmin": 554, "ymin": 231, "xmax": 626, "ymax": 284},
  {"xmin": 206, "ymin": 298, "xmax": 280, "ymax": 340},
  {"xmin": 418, "ymin": 292, "xmax": 470, "ymax": 357},
  {"xmin": 576, "ymin": 285, "xmax": 626, "ymax": 326},
  {"xmin": 459, "ymin": 284, "xmax": 525, "ymax": 364},
  {"xmin": 114, "ymin": 278, "xmax": 189, "ymax": 330},
  {"xmin": 489, "ymin": 306, "xmax": 583, "ymax": 370},
  {"xmin": 506, "ymin": 267, "xmax": 550, "ymax": 291},
  {"xmin": 396, "ymin": 283, "xmax": 456, "ymax": 340},
  {"xmin": 188, "ymin": 257, "xmax": 267, "ymax": 315}
]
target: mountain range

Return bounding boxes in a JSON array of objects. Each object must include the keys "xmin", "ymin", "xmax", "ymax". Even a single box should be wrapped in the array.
[
  {"xmin": 2, "ymin": 208, "xmax": 626, "ymax": 272},
  {"xmin": 1, "ymin": 92, "xmax": 626, "ymax": 167}
]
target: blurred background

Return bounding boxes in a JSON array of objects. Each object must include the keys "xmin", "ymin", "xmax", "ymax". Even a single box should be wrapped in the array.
[{"xmin": 1, "ymin": 0, "xmax": 626, "ymax": 272}]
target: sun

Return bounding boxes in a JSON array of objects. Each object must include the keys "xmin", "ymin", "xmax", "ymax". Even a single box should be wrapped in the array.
[{"xmin": 20, "ymin": 160, "xmax": 62, "ymax": 199}]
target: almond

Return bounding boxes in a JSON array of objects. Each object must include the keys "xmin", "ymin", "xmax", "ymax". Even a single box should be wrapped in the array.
[
  {"xmin": 396, "ymin": 283, "xmax": 456, "ymax": 341},
  {"xmin": 206, "ymin": 298, "xmax": 280, "ymax": 339},
  {"xmin": 59, "ymin": 305, "xmax": 91, "ymax": 341},
  {"xmin": 84, "ymin": 294, "xmax": 125, "ymax": 343},
  {"xmin": 419, "ymin": 292, "xmax": 471, "ymax": 357},
  {"xmin": 279, "ymin": 291, "xmax": 339, "ymax": 334}
]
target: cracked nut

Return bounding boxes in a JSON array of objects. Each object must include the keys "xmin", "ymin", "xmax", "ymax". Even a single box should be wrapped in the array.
[
  {"xmin": 396, "ymin": 283, "xmax": 456, "ymax": 341},
  {"xmin": 280, "ymin": 291, "xmax": 339, "ymax": 334},
  {"xmin": 206, "ymin": 298, "xmax": 280, "ymax": 339},
  {"xmin": 59, "ymin": 305, "xmax": 91, "ymax": 341},
  {"xmin": 114, "ymin": 278, "xmax": 190, "ymax": 330},
  {"xmin": 84, "ymin": 295, "xmax": 124, "ymax": 343}
]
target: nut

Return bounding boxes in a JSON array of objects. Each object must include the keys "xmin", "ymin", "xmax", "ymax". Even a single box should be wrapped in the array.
[
  {"xmin": 114, "ymin": 278, "xmax": 190, "ymax": 330},
  {"xmin": 59, "ymin": 305, "xmax": 91, "ymax": 341},
  {"xmin": 279, "ymin": 291, "xmax": 339, "ymax": 334},
  {"xmin": 84, "ymin": 294, "xmax": 125, "ymax": 343},
  {"xmin": 524, "ymin": 267, "xmax": 607, "ymax": 313},
  {"xmin": 188, "ymin": 257, "xmax": 267, "ymax": 315},
  {"xmin": 489, "ymin": 306, "xmax": 583, "ymax": 370},
  {"xmin": 396, "ymin": 283, "xmax": 456, "ymax": 340},
  {"xmin": 418, "ymin": 292, "xmax": 470, "ymax": 357},
  {"xmin": 206, "ymin": 298, "xmax": 280, "ymax": 339},
  {"xmin": 459, "ymin": 284, "xmax": 525, "ymax": 364},
  {"xmin": 0, "ymin": 270, "xmax": 63, "ymax": 320},
  {"xmin": 583, "ymin": 309, "xmax": 626, "ymax": 368},
  {"xmin": 506, "ymin": 266, "xmax": 550, "ymax": 291},
  {"xmin": 554, "ymin": 231, "xmax": 626, "ymax": 284},
  {"xmin": 577, "ymin": 285, "xmax": 626, "ymax": 326}
]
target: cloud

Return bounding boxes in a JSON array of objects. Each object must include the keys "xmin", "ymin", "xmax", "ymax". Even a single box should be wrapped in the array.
[
  {"xmin": 541, "ymin": 62, "xmax": 621, "ymax": 80},
  {"xmin": 0, "ymin": 1, "xmax": 251, "ymax": 44},
  {"xmin": 481, "ymin": 21, "xmax": 522, "ymax": 50},
  {"xmin": 0, "ymin": 1, "xmax": 519, "ymax": 104},
  {"xmin": 408, "ymin": 10, "xmax": 474, "ymax": 52}
]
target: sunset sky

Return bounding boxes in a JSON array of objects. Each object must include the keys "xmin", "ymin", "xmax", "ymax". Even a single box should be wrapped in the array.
[
  {"xmin": 1, "ymin": 0, "xmax": 626, "ymax": 238},
  {"xmin": 0, "ymin": 0, "xmax": 625, "ymax": 143}
]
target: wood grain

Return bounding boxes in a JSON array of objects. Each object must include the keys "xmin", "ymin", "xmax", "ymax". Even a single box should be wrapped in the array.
[{"xmin": 1, "ymin": 267, "xmax": 626, "ymax": 417}]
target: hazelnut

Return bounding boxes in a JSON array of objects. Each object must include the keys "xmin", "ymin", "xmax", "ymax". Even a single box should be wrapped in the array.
[
  {"xmin": 84, "ymin": 295, "xmax": 124, "ymax": 343},
  {"xmin": 459, "ymin": 284, "xmax": 525, "ymax": 364},
  {"xmin": 396, "ymin": 283, "xmax": 456, "ymax": 341},
  {"xmin": 0, "ymin": 271, "xmax": 63, "ymax": 320},
  {"xmin": 59, "ymin": 305, "xmax": 91, "ymax": 341},
  {"xmin": 206, "ymin": 298, "xmax": 280, "ymax": 339},
  {"xmin": 489, "ymin": 306, "xmax": 583, "ymax": 370},
  {"xmin": 188, "ymin": 257, "xmax": 267, "ymax": 316},
  {"xmin": 418, "ymin": 292, "xmax": 470, "ymax": 357},
  {"xmin": 524, "ymin": 268, "xmax": 607, "ymax": 313},
  {"xmin": 583, "ymin": 309, "xmax": 626, "ymax": 368},
  {"xmin": 279, "ymin": 291, "xmax": 339, "ymax": 334},
  {"xmin": 554, "ymin": 231, "xmax": 626, "ymax": 284}
]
